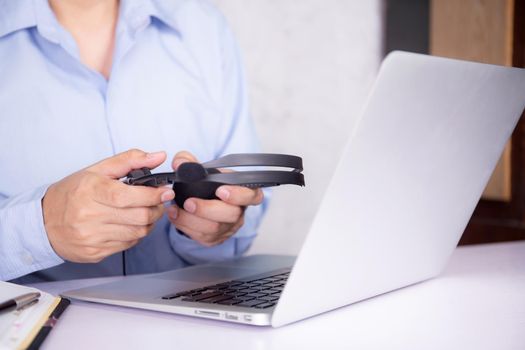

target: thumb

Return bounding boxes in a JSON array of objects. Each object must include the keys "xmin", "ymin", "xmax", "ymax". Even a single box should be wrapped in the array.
[
  {"xmin": 172, "ymin": 150, "xmax": 199, "ymax": 170},
  {"xmin": 87, "ymin": 149, "xmax": 167, "ymax": 179}
]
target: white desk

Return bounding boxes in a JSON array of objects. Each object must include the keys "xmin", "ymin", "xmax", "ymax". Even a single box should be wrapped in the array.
[{"xmin": 32, "ymin": 242, "xmax": 525, "ymax": 350}]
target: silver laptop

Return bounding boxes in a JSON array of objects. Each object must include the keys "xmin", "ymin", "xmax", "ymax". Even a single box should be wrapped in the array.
[{"xmin": 63, "ymin": 51, "xmax": 525, "ymax": 327}]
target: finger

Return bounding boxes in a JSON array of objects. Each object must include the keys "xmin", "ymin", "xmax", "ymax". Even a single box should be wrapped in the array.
[
  {"xmin": 105, "ymin": 205, "xmax": 165, "ymax": 225},
  {"xmin": 168, "ymin": 208, "xmax": 233, "ymax": 236},
  {"xmin": 172, "ymin": 150, "xmax": 199, "ymax": 170},
  {"xmin": 216, "ymin": 186, "xmax": 264, "ymax": 206},
  {"xmin": 94, "ymin": 179, "xmax": 174, "ymax": 208},
  {"xmin": 87, "ymin": 149, "xmax": 167, "ymax": 179},
  {"xmin": 182, "ymin": 198, "xmax": 243, "ymax": 223}
]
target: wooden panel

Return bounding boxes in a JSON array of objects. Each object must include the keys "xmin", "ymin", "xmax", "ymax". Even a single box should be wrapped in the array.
[
  {"xmin": 430, "ymin": 0, "xmax": 514, "ymax": 201},
  {"xmin": 484, "ymin": 145, "xmax": 512, "ymax": 200},
  {"xmin": 430, "ymin": 0, "xmax": 513, "ymax": 65}
]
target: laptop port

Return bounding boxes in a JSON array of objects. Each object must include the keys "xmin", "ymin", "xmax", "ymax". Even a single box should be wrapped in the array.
[
  {"xmin": 195, "ymin": 310, "xmax": 220, "ymax": 318},
  {"xmin": 225, "ymin": 313, "xmax": 238, "ymax": 320}
]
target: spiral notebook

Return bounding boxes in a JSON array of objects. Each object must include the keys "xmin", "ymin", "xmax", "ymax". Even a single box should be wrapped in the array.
[{"xmin": 0, "ymin": 281, "xmax": 69, "ymax": 350}]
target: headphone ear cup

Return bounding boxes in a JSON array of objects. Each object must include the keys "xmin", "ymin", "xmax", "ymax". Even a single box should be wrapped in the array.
[
  {"xmin": 172, "ymin": 168, "xmax": 222, "ymax": 208},
  {"xmin": 177, "ymin": 162, "xmax": 207, "ymax": 182}
]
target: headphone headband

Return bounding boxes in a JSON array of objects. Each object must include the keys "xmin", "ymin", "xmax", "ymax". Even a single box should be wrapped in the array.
[
  {"xmin": 202, "ymin": 153, "xmax": 303, "ymax": 171},
  {"xmin": 124, "ymin": 153, "xmax": 305, "ymax": 207}
]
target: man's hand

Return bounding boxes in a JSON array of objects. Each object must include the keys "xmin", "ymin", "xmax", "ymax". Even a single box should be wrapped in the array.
[
  {"xmin": 167, "ymin": 151, "xmax": 264, "ymax": 247},
  {"xmin": 43, "ymin": 149, "xmax": 175, "ymax": 263}
]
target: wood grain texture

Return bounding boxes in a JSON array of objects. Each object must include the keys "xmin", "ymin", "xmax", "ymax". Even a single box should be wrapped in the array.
[
  {"xmin": 430, "ymin": 0, "xmax": 513, "ymax": 65},
  {"xmin": 430, "ymin": 0, "xmax": 514, "ymax": 201}
]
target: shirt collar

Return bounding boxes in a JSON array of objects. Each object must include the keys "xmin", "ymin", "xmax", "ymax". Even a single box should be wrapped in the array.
[
  {"xmin": 140, "ymin": 0, "xmax": 188, "ymax": 31},
  {"xmin": 0, "ymin": 0, "xmax": 37, "ymax": 38},
  {"xmin": 0, "ymin": 0, "xmax": 187, "ymax": 39}
]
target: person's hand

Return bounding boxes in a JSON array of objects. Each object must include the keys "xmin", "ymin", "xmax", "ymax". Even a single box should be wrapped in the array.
[
  {"xmin": 167, "ymin": 151, "xmax": 264, "ymax": 247},
  {"xmin": 42, "ymin": 149, "xmax": 175, "ymax": 263}
]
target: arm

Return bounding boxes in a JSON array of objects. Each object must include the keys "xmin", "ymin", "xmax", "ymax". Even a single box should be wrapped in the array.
[
  {"xmin": 1, "ymin": 150, "xmax": 173, "ymax": 281},
  {"xmin": 0, "ymin": 186, "xmax": 64, "ymax": 281}
]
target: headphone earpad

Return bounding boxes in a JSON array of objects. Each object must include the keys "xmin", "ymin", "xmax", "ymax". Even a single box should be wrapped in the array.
[
  {"xmin": 172, "ymin": 168, "xmax": 222, "ymax": 208},
  {"xmin": 177, "ymin": 162, "xmax": 207, "ymax": 182}
]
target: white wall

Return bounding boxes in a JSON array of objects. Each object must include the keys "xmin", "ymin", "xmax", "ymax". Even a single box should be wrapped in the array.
[{"xmin": 212, "ymin": 0, "xmax": 385, "ymax": 255}]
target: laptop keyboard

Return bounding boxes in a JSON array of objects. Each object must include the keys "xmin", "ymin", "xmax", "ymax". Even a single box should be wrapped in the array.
[{"xmin": 161, "ymin": 269, "xmax": 290, "ymax": 309}]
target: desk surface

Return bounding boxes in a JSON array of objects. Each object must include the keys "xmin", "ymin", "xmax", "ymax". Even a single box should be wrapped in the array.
[{"xmin": 32, "ymin": 242, "xmax": 525, "ymax": 350}]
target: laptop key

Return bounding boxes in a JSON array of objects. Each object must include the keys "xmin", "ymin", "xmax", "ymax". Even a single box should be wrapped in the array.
[
  {"xmin": 231, "ymin": 285, "xmax": 249, "ymax": 291},
  {"xmin": 255, "ymin": 278, "xmax": 270, "ymax": 283},
  {"xmin": 162, "ymin": 294, "xmax": 181, "ymax": 300},
  {"xmin": 266, "ymin": 289, "xmax": 282, "ymax": 295},
  {"xmin": 241, "ymin": 278, "xmax": 263, "ymax": 283},
  {"xmin": 229, "ymin": 282, "xmax": 245, "ymax": 287},
  {"xmin": 235, "ymin": 299, "xmax": 267, "ymax": 307},
  {"xmin": 200, "ymin": 295, "xmax": 234, "ymax": 304},
  {"xmin": 242, "ymin": 288, "xmax": 260, "ymax": 294},
  {"xmin": 268, "ymin": 277, "xmax": 284, "ymax": 281},
  {"xmin": 247, "ymin": 281, "xmax": 264, "ymax": 286},
  {"xmin": 216, "ymin": 298, "xmax": 243, "ymax": 305},
  {"xmin": 248, "ymin": 285, "xmax": 269, "ymax": 291},
  {"xmin": 254, "ymin": 302, "xmax": 277, "ymax": 309},
  {"xmin": 245, "ymin": 292, "xmax": 267, "ymax": 298},
  {"xmin": 189, "ymin": 291, "xmax": 224, "ymax": 302}
]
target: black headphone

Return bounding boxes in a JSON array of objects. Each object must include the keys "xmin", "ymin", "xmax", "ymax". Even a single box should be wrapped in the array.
[{"xmin": 124, "ymin": 153, "xmax": 305, "ymax": 207}]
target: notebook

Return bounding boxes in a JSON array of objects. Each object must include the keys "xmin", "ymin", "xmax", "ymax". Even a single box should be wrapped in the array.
[{"xmin": 0, "ymin": 281, "xmax": 69, "ymax": 350}]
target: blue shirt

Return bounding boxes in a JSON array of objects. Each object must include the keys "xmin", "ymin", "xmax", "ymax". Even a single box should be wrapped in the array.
[{"xmin": 0, "ymin": 0, "xmax": 267, "ymax": 282}]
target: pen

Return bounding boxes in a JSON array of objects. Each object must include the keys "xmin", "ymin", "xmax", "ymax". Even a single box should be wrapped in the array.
[{"xmin": 0, "ymin": 292, "xmax": 40, "ymax": 313}]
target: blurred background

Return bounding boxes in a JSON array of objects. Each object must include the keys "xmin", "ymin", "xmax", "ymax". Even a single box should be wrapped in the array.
[{"xmin": 212, "ymin": 0, "xmax": 525, "ymax": 255}]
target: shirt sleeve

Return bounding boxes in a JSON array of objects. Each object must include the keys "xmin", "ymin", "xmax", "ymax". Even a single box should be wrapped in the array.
[
  {"xmin": 0, "ymin": 185, "xmax": 64, "ymax": 281},
  {"xmin": 168, "ymin": 13, "xmax": 270, "ymax": 265}
]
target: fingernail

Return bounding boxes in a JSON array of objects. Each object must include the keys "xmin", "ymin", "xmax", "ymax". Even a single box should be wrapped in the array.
[
  {"xmin": 161, "ymin": 190, "xmax": 175, "ymax": 202},
  {"xmin": 167, "ymin": 206, "xmax": 178, "ymax": 219},
  {"xmin": 216, "ymin": 187, "xmax": 230, "ymax": 201},
  {"xmin": 147, "ymin": 151, "xmax": 165, "ymax": 159},
  {"xmin": 184, "ymin": 199, "xmax": 196, "ymax": 213}
]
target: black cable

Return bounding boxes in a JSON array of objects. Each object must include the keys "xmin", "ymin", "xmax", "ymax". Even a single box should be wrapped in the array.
[{"xmin": 122, "ymin": 251, "xmax": 127, "ymax": 276}]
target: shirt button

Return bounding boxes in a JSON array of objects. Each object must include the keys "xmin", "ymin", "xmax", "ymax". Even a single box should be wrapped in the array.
[{"xmin": 22, "ymin": 251, "xmax": 34, "ymax": 265}]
